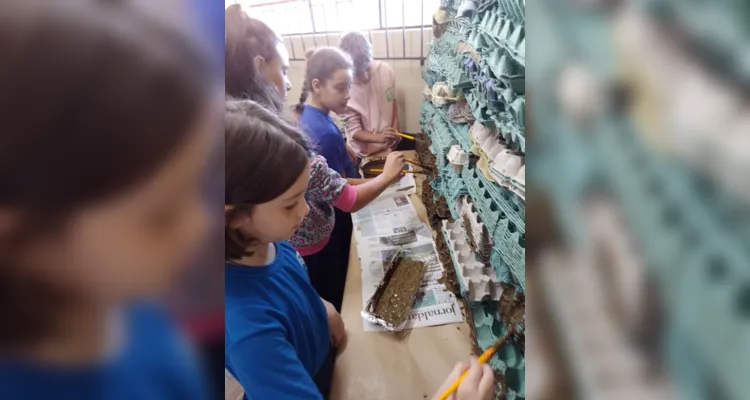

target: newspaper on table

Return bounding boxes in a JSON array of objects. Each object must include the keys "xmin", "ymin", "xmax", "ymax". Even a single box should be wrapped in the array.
[
  {"xmin": 379, "ymin": 172, "xmax": 417, "ymax": 197},
  {"xmin": 352, "ymin": 190, "xmax": 463, "ymax": 332},
  {"xmin": 351, "ymin": 194, "xmax": 423, "ymax": 244}
]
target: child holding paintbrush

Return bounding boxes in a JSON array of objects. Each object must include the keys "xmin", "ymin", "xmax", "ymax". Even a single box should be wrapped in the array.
[{"xmin": 339, "ymin": 31, "xmax": 417, "ymax": 157}]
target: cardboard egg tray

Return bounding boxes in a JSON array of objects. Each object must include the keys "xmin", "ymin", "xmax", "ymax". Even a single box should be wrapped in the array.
[{"xmin": 441, "ymin": 218, "xmax": 502, "ymax": 302}]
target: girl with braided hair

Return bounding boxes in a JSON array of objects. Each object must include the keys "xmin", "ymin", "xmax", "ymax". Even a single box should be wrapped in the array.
[{"xmin": 295, "ymin": 47, "xmax": 358, "ymax": 178}]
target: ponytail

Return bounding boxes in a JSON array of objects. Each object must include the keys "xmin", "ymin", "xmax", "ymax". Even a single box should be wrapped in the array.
[
  {"xmin": 295, "ymin": 79, "xmax": 310, "ymax": 115},
  {"xmin": 294, "ymin": 48, "xmax": 317, "ymax": 115}
]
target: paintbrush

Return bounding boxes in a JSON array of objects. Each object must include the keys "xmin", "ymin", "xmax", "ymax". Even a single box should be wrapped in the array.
[
  {"xmin": 396, "ymin": 132, "xmax": 427, "ymax": 142},
  {"xmin": 396, "ymin": 132, "xmax": 415, "ymax": 140},
  {"xmin": 405, "ymin": 158, "xmax": 433, "ymax": 171},
  {"xmin": 368, "ymin": 168, "xmax": 428, "ymax": 175},
  {"xmin": 436, "ymin": 329, "xmax": 514, "ymax": 400}
]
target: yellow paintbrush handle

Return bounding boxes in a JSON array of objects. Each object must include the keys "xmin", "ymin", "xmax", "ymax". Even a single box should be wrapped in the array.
[
  {"xmin": 436, "ymin": 330, "xmax": 512, "ymax": 400},
  {"xmin": 396, "ymin": 132, "xmax": 415, "ymax": 140},
  {"xmin": 436, "ymin": 346, "xmax": 497, "ymax": 400}
]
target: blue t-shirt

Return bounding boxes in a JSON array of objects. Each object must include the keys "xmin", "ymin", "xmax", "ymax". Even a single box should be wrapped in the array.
[
  {"xmin": 0, "ymin": 303, "xmax": 207, "ymax": 400},
  {"xmin": 299, "ymin": 104, "xmax": 358, "ymax": 178},
  {"xmin": 225, "ymin": 242, "xmax": 330, "ymax": 400}
]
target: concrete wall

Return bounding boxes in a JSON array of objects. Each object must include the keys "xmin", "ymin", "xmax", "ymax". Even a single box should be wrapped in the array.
[{"xmin": 283, "ymin": 28, "xmax": 432, "ymax": 134}]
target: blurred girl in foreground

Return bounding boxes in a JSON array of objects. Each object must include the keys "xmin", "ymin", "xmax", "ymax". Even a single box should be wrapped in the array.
[{"xmin": 0, "ymin": 1, "xmax": 217, "ymax": 398}]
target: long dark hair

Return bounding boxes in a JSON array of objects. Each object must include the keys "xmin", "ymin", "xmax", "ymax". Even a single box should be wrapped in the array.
[
  {"xmin": 295, "ymin": 47, "xmax": 353, "ymax": 115},
  {"xmin": 225, "ymin": 4, "xmax": 285, "ymax": 113},
  {"xmin": 0, "ymin": 1, "xmax": 212, "ymax": 347},
  {"xmin": 224, "ymin": 100, "xmax": 312, "ymax": 260}
]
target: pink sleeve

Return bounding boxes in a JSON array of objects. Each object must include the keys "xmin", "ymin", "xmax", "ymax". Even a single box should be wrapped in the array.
[
  {"xmin": 341, "ymin": 106, "xmax": 364, "ymax": 138},
  {"xmin": 333, "ymin": 184, "xmax": 358, "ymax": 212}
]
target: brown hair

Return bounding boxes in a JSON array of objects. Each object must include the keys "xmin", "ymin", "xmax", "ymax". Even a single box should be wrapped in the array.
[
  {"xmin": 294, "ymin": 47, "xmax": 353, "ymax": 115},
  {"xmin": 339, "ymin": 31, "xmax": 373, "ymax": 76},
  {"xmin": 224, "ymin": 100, "xmax": 312, "ymax": 260},
  {"xmin": 225, "ymin": 4, "xmax": 285, "ymax": 113},
  {"xmin": 0, "ymin": 0, "xmax": 212, "ymax": 347}
]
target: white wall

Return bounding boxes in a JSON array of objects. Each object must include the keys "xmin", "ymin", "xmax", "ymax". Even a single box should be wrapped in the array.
[{"xmin": 283, "ymin": 28, "xmax": 432, "ymax": 134}]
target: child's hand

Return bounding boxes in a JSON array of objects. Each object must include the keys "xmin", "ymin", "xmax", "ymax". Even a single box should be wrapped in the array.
[
  {"xmin": 382, "ymin": 151, "xmax": 406, "ymax": 182},
  {"xmin": 433, "ymin": 358, "xmax": 494, "ymax": 400},
  {"xmin": 322, "ymin": 299, "xmax": 347, "ymax": 348},
  {"xmin": 378, "ymin": 127, "xmax": 400, "ymax": 144}
]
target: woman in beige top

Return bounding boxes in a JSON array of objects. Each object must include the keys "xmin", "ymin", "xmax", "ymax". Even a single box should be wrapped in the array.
[{"xmin": 339, "ymin": 31, "xmax": 414, "ymax": 158}]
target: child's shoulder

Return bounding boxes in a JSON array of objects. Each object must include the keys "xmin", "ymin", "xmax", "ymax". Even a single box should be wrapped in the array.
[{"xmin": 307, "ymin": 156, "xmax": 346, "ymax": 194}]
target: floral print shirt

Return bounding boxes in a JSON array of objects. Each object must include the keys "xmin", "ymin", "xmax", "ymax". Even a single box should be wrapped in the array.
[{"xmin": 290, "ymin": 156, "xmax": 358, "ymax": 256}]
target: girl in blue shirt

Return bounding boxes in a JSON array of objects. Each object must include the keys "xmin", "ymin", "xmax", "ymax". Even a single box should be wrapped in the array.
[
  {"xmin": 295, "ymin": 47, "xmax": 359, "ymax": 179},
  {"xmin": 224, "ymin": 99, "xmax": 345, "ymax": 399},
  {"xmin": 0, "ymin": 1, "xmax": 217, "ymax": 399}
]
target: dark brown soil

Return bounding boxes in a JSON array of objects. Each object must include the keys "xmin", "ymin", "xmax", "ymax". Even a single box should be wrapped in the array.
[
  {"xmin": 494, "ymin": 371, "xmax": 507, "ymax": 400},
  {"xmin": 461, "ymin": 214, "xmax": 492, "ymax": 262},
  {"xmin": 372, "ymin": 257, "xmax": 426, "ymax": 326},
  {"xmin": 462, "ymin": 301, "xmax": 483, "ymax": 357},
  {"xmin": 498, "ymin": 286, "xmax": 525, "ymax": 327},
  {"xmin": 415, "ymin": 133, "xmax": 436, "ymax": 172},
  {"xmin": 435, "ymin": 196, "xmax": 451, "ymax": 219},
  {"xmin": 498, "ymin": 286, "xmax": 525, "ymax": 353},
  {"xmin": 434, "ymin": 227, "xmax": 460, "ymax": 296}
]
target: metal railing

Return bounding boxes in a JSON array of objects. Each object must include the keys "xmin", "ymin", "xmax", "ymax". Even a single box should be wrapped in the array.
[{"xmin": 229, "ymin": 0, "xmax": 437, "ymax": 61}]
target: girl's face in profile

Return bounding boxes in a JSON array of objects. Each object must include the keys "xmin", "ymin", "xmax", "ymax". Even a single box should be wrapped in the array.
[
  {"xmin": 14, "ymin": 107, "xmax": 217, "ymax": 305},
  {"xmin": 230, "ymin": 165, "xmax": 311, "ymax": 245},
  {"xmin": 259, "ymin": 41, "xmax": 291, "ymax": 102},
  {"xmin": 314, "ymin": 68, "xmax": 353, "ymax": 115}
]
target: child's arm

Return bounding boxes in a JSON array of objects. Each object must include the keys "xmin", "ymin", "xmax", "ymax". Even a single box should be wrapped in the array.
[
  {"xmin": 308, "ymin": 155, "xmax": 404, "ymax": 213},
  {"xmin": 321, "ymin": 298, "xmax": 346, "ymax": 348},
  {"xmin": 348, "ymin": 152, "xmax": 405, "ymax": 212},
  {"xmin": 341, "ymin": 107, "xmax": 398, "ymax": 144},
  {"xmin": 345, "ymin": 178, "xmax": 370, "ymax": 185},
  {"xmin": 227, "ymin": 328, "xmax": 324, "ymax": 400}
]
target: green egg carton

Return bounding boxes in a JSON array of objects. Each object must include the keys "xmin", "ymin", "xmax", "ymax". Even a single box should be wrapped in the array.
[
  {"xmin": 476, "ymin": 10, "xmax": 525, "ymax": 67},
  {"xmin": 467, "ymin": 27, "xmax": 495, "ymax": 52},
  {"xmin": 476, "ymin": 0, "xmax": 500, "ymax": 13},
  {"xmin": 467, "ymin": 90, "xmax": 495, "ymax": 128},
  {"xmin": 490, "ymin": 249, "xmax": 516, "ymax": 287},
  {"xmin": 470, "ymin": 302, "xmax": 525, "ymax": 399},
  {"xmin": 483, "ymin": 50, "xmax": 525, "ymax": 94},
  {"xmin": 463, "ymin": 164, "xmax": 525, "ymax": 231},
  {"xmin": 497, "ymin": 0, "xmax": 525, "ymax": 24}
]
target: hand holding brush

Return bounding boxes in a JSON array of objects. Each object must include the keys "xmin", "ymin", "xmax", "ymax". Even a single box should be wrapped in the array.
[{"xmin": 435, "ymin": 328, "xmax": 514, "ymax": 400}]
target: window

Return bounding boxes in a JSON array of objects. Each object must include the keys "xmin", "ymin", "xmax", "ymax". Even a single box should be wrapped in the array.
[{"xmin": 227, "ymin": 0, "xmax": 439, "ymax": 35}]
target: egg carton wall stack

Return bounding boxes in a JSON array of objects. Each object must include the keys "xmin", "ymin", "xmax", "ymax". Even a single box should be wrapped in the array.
[
  {"xmin": 423, "ymin": 2, "xmax": 526, "ymax": 397},
  {"xmin": 531, "ymin": 0, "xmax": 750, "ymax": 397}
]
